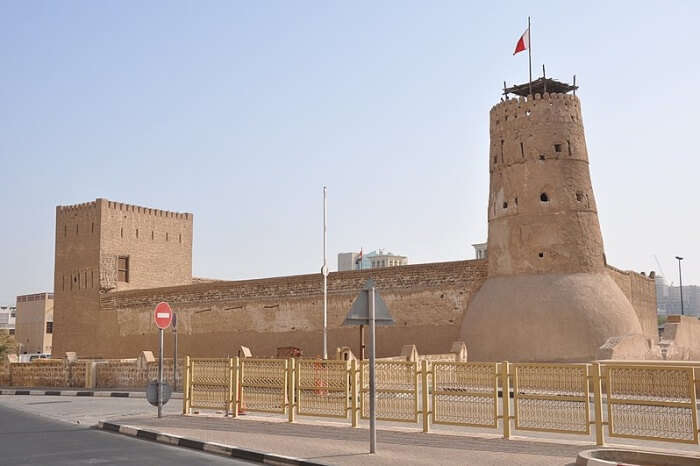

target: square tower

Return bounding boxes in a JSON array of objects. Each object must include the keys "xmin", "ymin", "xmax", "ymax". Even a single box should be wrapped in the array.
[{"xmin": 53, "ymin": 198, "xmax": 193, "ymax": 356}]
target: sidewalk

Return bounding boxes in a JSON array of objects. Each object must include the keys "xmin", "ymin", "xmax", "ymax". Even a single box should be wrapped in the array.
[{"xmin": 107, "ymin": 414, "xmax": 587, "ymax": 465}]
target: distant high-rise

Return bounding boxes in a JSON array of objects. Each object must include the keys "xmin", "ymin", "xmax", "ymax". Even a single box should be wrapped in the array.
[{"xmin": 337, "ymin": 249, "xmax": 407, "ymax": 271}]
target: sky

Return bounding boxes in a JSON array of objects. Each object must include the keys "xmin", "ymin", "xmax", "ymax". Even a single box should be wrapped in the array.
[{"xmin": 1, "ymin": 1, "xmax": 698, "ymax": 305}]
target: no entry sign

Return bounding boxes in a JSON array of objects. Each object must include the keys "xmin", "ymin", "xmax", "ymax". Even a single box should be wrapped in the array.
[{"xmin": 154, "ymin": 302, "xmax": 173, "ymax": 329}]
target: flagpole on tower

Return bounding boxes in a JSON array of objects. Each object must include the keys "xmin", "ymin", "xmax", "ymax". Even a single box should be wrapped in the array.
[{"xmin": 528, "ymin": 16, "xmax": 532, "ymax": 96}]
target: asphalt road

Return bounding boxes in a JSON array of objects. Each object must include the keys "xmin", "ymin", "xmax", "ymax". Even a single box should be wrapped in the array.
[{"xmin": 0, "ymin": 404, "xmax": 252, "ymax": 466}]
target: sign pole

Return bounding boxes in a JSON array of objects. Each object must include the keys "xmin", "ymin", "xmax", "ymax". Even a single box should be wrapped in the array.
[
  {"xmin": 173, "ymin": 312, "xmax": 178, "ymax": 392},
  {"xmin": 158, "ymin": 328, "xmax": 163, "ymax": 418},
  {"xmin": 369, "ymin": 286, "xmax": 376, "ymax": 454}
]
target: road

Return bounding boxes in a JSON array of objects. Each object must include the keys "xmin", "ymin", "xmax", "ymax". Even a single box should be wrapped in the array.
[{"xmin": 0, "ymin": 403, "xmax": 253, "ymax": 465}]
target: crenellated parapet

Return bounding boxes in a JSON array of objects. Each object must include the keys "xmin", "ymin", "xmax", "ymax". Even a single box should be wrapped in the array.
[{"xmin": 57, "ymin": 198, "xmax": 191, "ymax": 220}]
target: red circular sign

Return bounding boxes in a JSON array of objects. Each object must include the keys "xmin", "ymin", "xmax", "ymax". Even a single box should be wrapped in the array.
[{"xmin": 154, "ymin": 302, "xmax": 173, "ymax": 329}]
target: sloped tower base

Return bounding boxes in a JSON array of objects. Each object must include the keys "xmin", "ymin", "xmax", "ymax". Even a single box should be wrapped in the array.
[{"xmin": 460, "ymin": 273, "xmax": 644, "ymax": 362}]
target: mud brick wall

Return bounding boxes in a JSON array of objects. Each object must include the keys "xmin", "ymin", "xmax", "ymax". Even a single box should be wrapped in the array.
[{"xmin": 91, "ymin": 260, "xmax": 488, "ymax": 359}]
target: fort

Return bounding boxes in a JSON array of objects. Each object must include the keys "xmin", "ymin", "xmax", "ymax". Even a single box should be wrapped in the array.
[{"xmin": 50, "ymin": 82, "xmax": 694, "ymax": 363}]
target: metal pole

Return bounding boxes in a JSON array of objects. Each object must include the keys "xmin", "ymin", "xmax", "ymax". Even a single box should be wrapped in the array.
[
  {"xmin": 528, "ymin": 16, "xmax": 532, "ymax": 96},
  {"xmin": 158, "ymin": 328, "xmax": 163, "ymax": 418},
  {"xmin": 173, "ymin": 328, "xmax": 178, "ymax": 391},
  {"xmin": 369, "ymin": 287, "xmax": 376, "ymax": 454},
  {"xmin": 676, "ymin": 256, "xmax": 684, "ymax": 316},
  {"xmin": 323, "ymin": 186, "xmax": 328, "ymax": 359}
]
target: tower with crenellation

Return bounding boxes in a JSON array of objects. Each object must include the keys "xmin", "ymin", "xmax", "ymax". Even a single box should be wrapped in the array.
[
  {"xmin": 53, "ymin": 198, "xmax": 193, "ymax": 357},
  {"xmin": 460, "ymin": 78, "xmax": 647, "ymax": 362}
]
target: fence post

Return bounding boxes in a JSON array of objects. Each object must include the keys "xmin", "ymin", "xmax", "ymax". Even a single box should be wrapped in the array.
[
  {"xmin": 351, "ymin": 359, "xmax": 359, "ymax": 427},
  {"xmin": 232, "ymin": 357, "xmax": 240, "ymax": 417},
  {"xmin": 288, "ymin": 358, "xmax": 296, "ymax": 423},
  {"xmin": 422, "ymin": 359, "xmax": 430, "ymax": 433},
  {"xmin": 501, "ymin": 361, "xmax": 510, "ymax": 439},
  {"xmin": 228, "ymin": 358, "xmax": 234, "ymax": 416},
  {"xmin": 593, "ymin": 362, "xmax": 604, "ymax": 446},
  {"xmin": 183, "ymin": 356, "xmax": 191, "ymax": 415}
]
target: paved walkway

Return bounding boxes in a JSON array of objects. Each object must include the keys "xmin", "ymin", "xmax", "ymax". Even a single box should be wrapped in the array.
[{"xmin": 115, "ymin": 414, "xmax": 586, "ymax": 465}]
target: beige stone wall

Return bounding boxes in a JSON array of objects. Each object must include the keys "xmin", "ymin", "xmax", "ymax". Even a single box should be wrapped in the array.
[
  {"xmin": 53, "ymin": 199, "xmax": 193, "ymax": 357},
  {"xmin": 98, "ymin": 199, "xmax": 193, "ymax": 293},
  {"xmin": 7, "ymin": 359, "xmax": 88, "ymax": 388},
  {"xmin": 661, "ymin": 315, "xmax": 700, "ymax": 360},
  {"xmin": 606, "ymin": 265, "xmax": 658, "ymax": 341},
  {"xmin": 15, "ymin": 294, "xmax": 53, "ymax": 354},
  {"xmin": 87, "ymin": 260, "xmax": 487, "ymax": 359},
  {"xmin": 94, "ymin": 359, "xmax": 182, "ymax": 389},
  {"xmin": 53, "ymin": 202, "xmax": 102, "ymax": 358}
]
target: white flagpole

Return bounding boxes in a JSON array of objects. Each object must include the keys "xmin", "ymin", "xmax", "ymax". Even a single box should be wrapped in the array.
[
  {"xmin": 322, "ymin": 186, "xmax": 328, "ymax": 360},
  {"xmin": 528, "ymin": 16, "xmax": 533, "ymax": 96}
]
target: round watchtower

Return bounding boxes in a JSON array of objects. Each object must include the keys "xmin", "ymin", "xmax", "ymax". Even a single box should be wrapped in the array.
[
  {"xmin": 460, "ymin": 91, "xmax": 644, "ymax": 362},
  {"xmin": 487, "ymin": 93, "xmax": 603, "ymax": 276}
]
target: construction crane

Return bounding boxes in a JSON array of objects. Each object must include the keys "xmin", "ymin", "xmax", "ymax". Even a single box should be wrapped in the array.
[{"xmin": 653, "ymin": 255, "xmax": 671, "ymax": 286}]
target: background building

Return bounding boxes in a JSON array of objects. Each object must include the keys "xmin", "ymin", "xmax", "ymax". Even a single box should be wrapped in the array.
[
  {"xmin": 15, "ymin": 292, "xmax": 54, "ymax": 355},
  {"xmin": 655, "ymin": 275, "xmax": 699, "ymax": 316},
  {"xmin": 337, "ymin": 249, "xmax": 408, "ymax": 271},
  {"xmin": 0, "ymin": 305, "xmax": 16, "ymax": 335},
  {"xmin": 472, "ymin": 243, "xmax": 487, "ymax": 260}
]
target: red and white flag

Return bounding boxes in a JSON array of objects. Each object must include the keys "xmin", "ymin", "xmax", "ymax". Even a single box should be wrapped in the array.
[{"xmin": 513, "ymin": 27, "xmax": 529, "ymax": 55}]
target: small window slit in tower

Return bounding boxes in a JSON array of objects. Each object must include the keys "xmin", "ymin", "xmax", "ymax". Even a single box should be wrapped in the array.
[
  {"xmin": 503, "ymin": 201, "xmax": 508, "ymax": 209},
  {"xmin": 520, "ymin": 142, "xmax": 524, "ymax": 158},
  {"xmin": 539, "ymin": 154, "xmax": 545, "ymax": 161},
  {"xmin": 554, "ymin": 144, "xmax": 562, "ymax": 153},
  {"xmin": 540, "ymin": 192, "xmax": 549, "ymax": 202},
  {"xmin": 576, "ymin": 192, "xmax": 584, "ymax": 202},
  {"xmin": 538, "ymin": 252, "xmax": 544, "ymax": 258},
  {"xmin": 567, "ymin": 140, "xmax": 572, "ymax": 156},
  {"xmin": 120, "ymin": 227, "xmax": 123, "ymax": 238}
]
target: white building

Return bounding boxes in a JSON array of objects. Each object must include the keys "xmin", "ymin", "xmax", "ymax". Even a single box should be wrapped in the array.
[
  {"xmin": 0, "ymin": 305, "xmax": 16, "ymax": 335},
  {"xmin": 472, "ymin": 242, "xmax": 487, "ymax": 260},
  {"xmin": 338, "ymin": 249, "xmax": 408, "ymax": 271}
]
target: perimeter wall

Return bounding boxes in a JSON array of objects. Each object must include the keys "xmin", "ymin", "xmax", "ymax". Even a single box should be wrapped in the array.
[{"xmin": 89, "ymin": 260, "xmax": 489, "ymax": 359}]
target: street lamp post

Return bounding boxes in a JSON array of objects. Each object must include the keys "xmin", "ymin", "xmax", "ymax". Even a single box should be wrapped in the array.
[{"xmin": 675, "ymin": 256, "xmax": 684, "ymax": 316}]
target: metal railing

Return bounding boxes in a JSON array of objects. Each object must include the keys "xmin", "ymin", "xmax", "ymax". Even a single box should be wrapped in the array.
[{"xmin": 183, "ymin": 357, "xmax": 700, "ymax": 447}]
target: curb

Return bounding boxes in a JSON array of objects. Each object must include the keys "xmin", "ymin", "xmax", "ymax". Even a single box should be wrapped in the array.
[
  {"xmin": 97, "ymin": 421, "xmax": 327, "ymax": 466},
  {"xmin": 0, "ymin": 389, "xmax": 182, "ymax": 399}
]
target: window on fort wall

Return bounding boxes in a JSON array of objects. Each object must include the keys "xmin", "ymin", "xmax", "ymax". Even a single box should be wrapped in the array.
[
  {"xmin": 46, "ymin": 322, "xmax": 53, "ymax": 334},
  {"xmin": 118, "ymin": 256, "xmax": 129, "ymax": 282}
]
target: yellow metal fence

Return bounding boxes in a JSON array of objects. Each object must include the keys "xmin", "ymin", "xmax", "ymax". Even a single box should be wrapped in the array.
[{"xmin": 183, "ymin": 357, "xmax": 700, "ymax": 447}]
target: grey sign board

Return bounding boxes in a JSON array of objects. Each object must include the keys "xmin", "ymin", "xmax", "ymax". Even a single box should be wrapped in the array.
[
  {"xmin": 342, "ymin": 279, "xmax": 395, "ymax": 327},
  {"xmin": 146, "ymin": 380, "xmax": 172, "ymax": 407}
]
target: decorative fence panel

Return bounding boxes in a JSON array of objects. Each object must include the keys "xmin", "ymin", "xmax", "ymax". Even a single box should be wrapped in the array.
[
  {"xmin": 240, "ymin": 358, "xmax": 288, "ymax": 414},
  {"xmin": 189, "ymin": 358, "xmax": 230, "ymax": 412},
  {"xmin": 431, "ymin": 362, "xmax": 498, "ymax": 428},
  {"xmin": 296, "ymin": 360, "xmax": 350, "ymax": 418},
  {"xmin": 512, "ymin": 363, "xmax": 590, "ymax": 434},
  {"xmin": 183, "ymin": 357, "xmax": 700, "ymax": 448},
  {"xmin": 361, "ymin": 360, "xmax": 418, "ymax": 422},
  {"xmin": 605, "ymin": 364, "xmax": 698, "ymax": 444}
]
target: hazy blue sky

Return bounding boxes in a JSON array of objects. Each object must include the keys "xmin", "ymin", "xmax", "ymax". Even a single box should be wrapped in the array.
[{"xmin": 1, "ymin": 1, "xmax": 698, "ymax": 305}]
